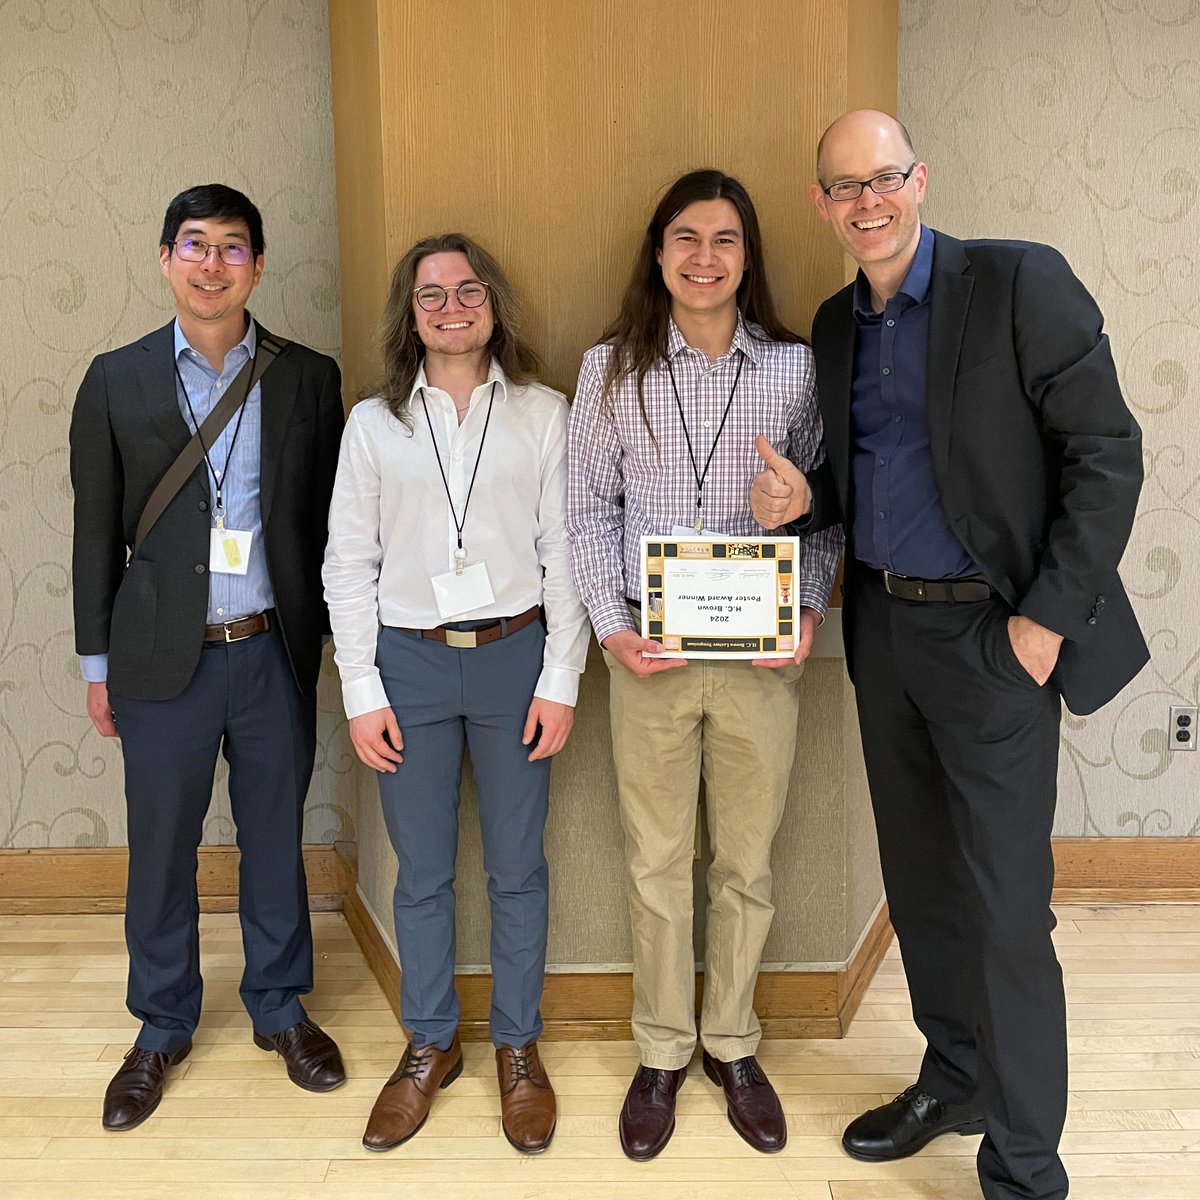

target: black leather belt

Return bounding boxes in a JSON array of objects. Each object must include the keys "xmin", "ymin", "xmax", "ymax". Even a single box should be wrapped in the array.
[
  {"xmin": 405, "ymin": 605, "xmax": 541, "ymax": 649},
  {"xmin": 881, "ymin": 571, "xmax": 992, "ymax": 603},
  {"xmin": 204, "ymin": 611, "xmax": 271, "ymax": 642}
]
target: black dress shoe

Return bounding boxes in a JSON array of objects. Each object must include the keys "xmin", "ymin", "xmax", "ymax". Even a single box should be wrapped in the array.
[
  {"xmin": 102, "ymin": 1041, "xmax": 192, "ymax": 1131},
  {"xmin": 253, "ymin": 1018, "xmax": 346, "ymax": 1092},
  {"xmin": 618, "ymin": 1065, "xmax": 686, "ymax": 1161},
  {"xmin": 702, "ymin": 1051, "xmax": 787, "ymax": 1153},
  {"xmin": 842, "ymin": 1083, "xmax": 985, "ymax": 1161}
]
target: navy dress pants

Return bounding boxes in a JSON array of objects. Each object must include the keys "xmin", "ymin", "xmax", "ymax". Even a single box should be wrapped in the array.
[
  {"xmin": 374, "ymin": 619, "xmax": 551, "ymax": 1051},
  {"xmin": 109, "ymin": 625, "xmax": 316, "ymax": 1054}
]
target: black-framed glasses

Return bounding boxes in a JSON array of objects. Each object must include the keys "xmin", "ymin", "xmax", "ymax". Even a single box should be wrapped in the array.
[
  {"xmin": 172, "ymin": 239, "xmax": 255, "ymax": 266},
  {"xmin": 413, "ymin": 281, "xmax": 490, "ymax": 312},
  {"xmin": 822, "ymin": 164, "xmax": 917, "ymax": 202}
]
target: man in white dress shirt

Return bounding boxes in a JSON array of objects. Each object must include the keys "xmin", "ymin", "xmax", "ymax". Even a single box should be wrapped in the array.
[{"xmin": 323, "ymin": 233, "xmax": 590, "ymax": 1155}]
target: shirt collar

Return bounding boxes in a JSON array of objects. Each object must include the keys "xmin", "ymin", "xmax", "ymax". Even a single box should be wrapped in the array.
[
  {"xmin": 409, "ymin": 357, "xmax": 511, "ymax": 405},
  {"xmin": 666, "ymin": 313, "xmax": 762, "ymax": 366},
  {"xmin": 852, "ymin": 224, "xmax": 935, "ymax": 318},
  {"xmin": 173, "ymin": 315, "xmax": 256, "ymax": 368}
]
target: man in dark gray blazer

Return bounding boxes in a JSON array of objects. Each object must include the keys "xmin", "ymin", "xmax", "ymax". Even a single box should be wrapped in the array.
[
  {"xmin": 70, "ymin": 184, "xmax": 346, "ymax": 1130},
  {"xmin": 751, "ymin": 112, "xmax": 1147, "ymax": 1200}
]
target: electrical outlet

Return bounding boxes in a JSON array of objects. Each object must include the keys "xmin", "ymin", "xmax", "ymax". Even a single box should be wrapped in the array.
[{"xmin": 1169, "ymin": 704, "xmax": 1198, "ymax": 752}]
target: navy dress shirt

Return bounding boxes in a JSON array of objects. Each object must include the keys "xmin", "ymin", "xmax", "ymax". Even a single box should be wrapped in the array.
[{"xmin": 849, "ymin": 225, "xmax": 977, "ymax": 579}]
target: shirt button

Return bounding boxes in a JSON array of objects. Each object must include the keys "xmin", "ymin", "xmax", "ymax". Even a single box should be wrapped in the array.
[
  {"xmin": 216, "ymin": 607, "xmax": 224, "ymax": 616},
  {"xmin": 882, "ymin": 367, "xmax": 891, "ymax": 376},
  {"xmin": 878, "ymin": 511, "xmax": 885, "ymax": 519},
  {"xmin": 886, "ymin": 319, "xmax": 895, "ymax": 327},
  {"xmin": 877, "ymin": 458, "xmax": 885, "ymax": 466},
  {"xmin": 195, "ymin": 564, "xmax": 206, "ymax": 574},
  {"xmin": 703, "ymin": 420, "xmax": 712, "ymax": 429},
  {"xmin": 894, "ymin": 415, "xmax": 902, "ymax": 424},
  {"xmin": 452, "ymin": 452, "xmax": 462, "ymax": 462}
]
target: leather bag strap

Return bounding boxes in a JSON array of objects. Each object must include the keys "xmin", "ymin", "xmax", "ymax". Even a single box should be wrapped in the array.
[{"xmin": 133, "ymin": 332, "xmax": 288, "ymax": 556}]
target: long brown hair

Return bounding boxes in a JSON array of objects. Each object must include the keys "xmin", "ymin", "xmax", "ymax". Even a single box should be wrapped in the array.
[
  {"xmin": 600, "ymin": 169, "xmax": 802, "ymax": 430},
  {"xmin": 373, "ymin": 232, "xmax": 541, "ymax": 429}
]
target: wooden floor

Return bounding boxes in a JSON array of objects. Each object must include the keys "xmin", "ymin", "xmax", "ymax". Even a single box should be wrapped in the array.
[{"xmin": 1, "ymin": 906, "xmax": 1198, "ymax": 1199}]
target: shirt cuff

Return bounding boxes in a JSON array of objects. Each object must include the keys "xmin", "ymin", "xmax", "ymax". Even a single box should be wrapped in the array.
[
  {"xmin": 341, "ymin": 672, "xmax": 391, "ymax": 720},
  {"xmin": 794, "ymin": 576, "xmax": 831, "ymax": 619},
  {"xmin": 533, "ymin": 665, "xmax": 580, "ymax": 707},
  {"xmin": 80, "ymin": 654, "xmax": 108, "ymax": 684},
  {"xmin": 587, "ymin": 597, "xmax": 637, "ymax": 646}
]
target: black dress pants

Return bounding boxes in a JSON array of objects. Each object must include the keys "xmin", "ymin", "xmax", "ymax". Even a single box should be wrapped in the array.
[{"xmin": 850, "ymin": 568, "xmax": 1067, "ymax": 1200}]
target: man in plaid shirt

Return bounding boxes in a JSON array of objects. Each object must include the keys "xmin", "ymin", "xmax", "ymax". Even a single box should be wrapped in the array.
[{"xmin": 567, "ymin": 169, "xmax": 840, "ymax": 1161}]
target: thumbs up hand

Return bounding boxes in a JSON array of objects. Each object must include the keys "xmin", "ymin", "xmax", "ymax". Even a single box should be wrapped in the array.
[{"xmin": 750, "ymin": 435, "xmax": 812, "ymax": 529}]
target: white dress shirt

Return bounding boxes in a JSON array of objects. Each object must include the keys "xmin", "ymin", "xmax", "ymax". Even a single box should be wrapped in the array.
[{"xmin": 323, "ymin": 360, "xmax": 590, "ymax": 720}]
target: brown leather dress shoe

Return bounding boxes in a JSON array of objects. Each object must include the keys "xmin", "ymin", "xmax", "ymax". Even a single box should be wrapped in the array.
[
  {"xmin": 102, "ymin": 1041, "xmax": 192, "ymax": 1131},
  {"xmin": 702, "ymin": 1051, "xmax": 787, "ymax": 1152},
  {"xmin": 496, "ymin": 1041, "xmax": 556, "ymax": 1153},
  {"xmin": 618, "ymin": 1064, "xmax": 687, "ymax": 1161},
  {"xmin": 253, "ymin": 1018, "xmax": 346, "ymax": 1092},
  {"xmin": 362, "ymin": 1035, "xmax": 464, "ymax": 1151}
]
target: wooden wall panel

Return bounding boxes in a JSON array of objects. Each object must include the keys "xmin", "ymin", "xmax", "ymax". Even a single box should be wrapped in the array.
[
  {"xmin": 328, "ymin": 0, "xmax": 895, "ymax": 976},
  {"xmin": 336, "ymin": 0, "xmax": 886, "ymax": 397}
]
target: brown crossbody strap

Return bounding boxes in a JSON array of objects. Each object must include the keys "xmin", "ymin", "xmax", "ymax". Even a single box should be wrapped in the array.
[{"xmin": 133, "ymin": 332, "xmax": 289, "ymax": 556}]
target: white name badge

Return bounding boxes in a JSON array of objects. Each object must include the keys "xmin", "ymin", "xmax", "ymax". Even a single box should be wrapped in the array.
[
  {"xmin": 209, "ymin": 528, "xmax": 253, "ymax": 575},
  {"xmin": 431, "ymin": 560, "xmax": 496, "ymax": 620}
]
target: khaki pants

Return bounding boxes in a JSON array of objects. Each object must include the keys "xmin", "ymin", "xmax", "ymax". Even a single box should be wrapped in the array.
[{"xmin": 604, "ymin": 650, "xmax": 802, "ymax": 1068}]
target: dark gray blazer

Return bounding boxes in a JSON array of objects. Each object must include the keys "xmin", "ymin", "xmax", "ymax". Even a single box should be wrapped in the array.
[
  {"xmin": 70, "ymin": 320, "xmax": 343, "ymax": 702},
  {"xmin": 807, "ymin": 230, "xmax": 1149, "ymax": 716}
]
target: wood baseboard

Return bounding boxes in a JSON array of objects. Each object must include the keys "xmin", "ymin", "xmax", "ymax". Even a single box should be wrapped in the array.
[
  {"xmin": 5, "ymin": 836, "xmax": 1194, "ymax": 1038},
  {"xmin": 0, "ymin": 846, "xmax": 351, "ymax": 915},
  {"xmin": 343, "ymin": 849, "xmax": 893, "ymax": 1042},
  {"xmin": 1052, "ymin": 837, "xmax": 1200, "ymax": 901}
]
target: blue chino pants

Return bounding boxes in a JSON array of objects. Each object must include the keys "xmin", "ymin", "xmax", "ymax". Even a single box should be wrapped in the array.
[{"xmin": 374, "ymin": 619, "xmax": 551, "ymax": 1050}]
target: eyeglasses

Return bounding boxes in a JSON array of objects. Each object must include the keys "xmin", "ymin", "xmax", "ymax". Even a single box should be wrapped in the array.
[
  {"xmin": 413, "ymin": 281, "xmax": 490, "ymax": 312},
  {"xmin": 172, "ymin": 239, "xmax": 255, "ymax": 266},
  {"xmin": 822, "ymin": 164, "xmax": 917, "ymax": 202}
]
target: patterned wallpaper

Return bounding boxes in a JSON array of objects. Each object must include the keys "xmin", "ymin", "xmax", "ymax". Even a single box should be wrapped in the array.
[
  {"xmin": 0, "ymin": 0, "xmax": 358, "ymax": 847},
  {"xmin": 900, "ymin": 0, "xmax": 1200, "ymax": 834},
  {"xmin": 2, "ymin": 2, "xmax": 1195, "ymax": 849}
]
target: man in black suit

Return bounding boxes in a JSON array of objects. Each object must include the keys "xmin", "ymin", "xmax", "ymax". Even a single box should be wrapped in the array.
[
  {"xmin": 70, "ymin": 184, "xmax": 347, "ymax": 1130},
  {"xmin": 751, "ymin": 111, "xmax": 1147, "ymax": 1200}
]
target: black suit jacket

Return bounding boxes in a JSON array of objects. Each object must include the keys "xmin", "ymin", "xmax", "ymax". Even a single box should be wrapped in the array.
[
  {"xmin": 70, "ymin": 320, "xmax": 344, "ymax": 702},
  {"xmin": 808, "ymin": 230, "xmax": 1148, "ymax": 716}
]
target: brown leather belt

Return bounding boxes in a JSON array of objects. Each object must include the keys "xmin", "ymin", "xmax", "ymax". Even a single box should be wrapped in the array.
[
  {"xmin": 409, "ymin": 605, "xmax": 541, "ymax": 649},
  {"xmin": 881, "ymin": 570, "xmax": 992, "ymax": 603},
  {"xmin": 203, "ymin": 611, "xmax": 271, "ymax": 643}
]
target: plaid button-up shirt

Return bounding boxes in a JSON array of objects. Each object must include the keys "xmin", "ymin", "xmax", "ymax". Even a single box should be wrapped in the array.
[{"xmin": 567, "ymin": 318, "xmax": 842, "ymax": 644}]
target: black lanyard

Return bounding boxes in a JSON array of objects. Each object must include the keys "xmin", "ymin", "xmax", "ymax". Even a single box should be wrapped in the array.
[
  {"xmin": 420, "ymin": 382, "xmax": 497, "ymax": 573},
  {"xmin": 175, "ymin": 351, "xmax": 254, "ymax": 522},
  {"xmin": 666, "ymin": 350, "xmax": 744, "ymax": 532}
]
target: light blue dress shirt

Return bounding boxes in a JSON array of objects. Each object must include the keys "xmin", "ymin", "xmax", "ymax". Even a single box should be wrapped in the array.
[{"xmin": 80, "ymin": 317, "xmax": 275, "ymax": 684}]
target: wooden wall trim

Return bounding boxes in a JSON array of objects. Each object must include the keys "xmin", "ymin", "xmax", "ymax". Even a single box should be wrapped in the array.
[
  {"xmin": 6, "ymin": 839, "xmax": 1196, "ymax": 1036},
  {"xmin": 0, "ymin": 846, "xmax": 351, "ymax": 915},
  {"xmin": 1052, "ymin": 837, "xmax": 1200, "ymax": 901},
  {"xmin": 344, "ymin": 863, "xmax": 894, "ymax": 1042}
]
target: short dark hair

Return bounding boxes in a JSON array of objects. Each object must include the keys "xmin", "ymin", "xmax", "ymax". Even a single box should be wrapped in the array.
[{"xmin": 160, "ymin": 184, "xmax": 265, "ymax": 255}]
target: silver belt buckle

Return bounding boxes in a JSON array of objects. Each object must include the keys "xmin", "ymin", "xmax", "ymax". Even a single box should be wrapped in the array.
[
  {"xmin": 223, "ymin": 612, "xmax": 267, "ymax": 642},
  {"xmin": 444, "ymin": 628, "xmax": 477, "ymax": 649}
]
